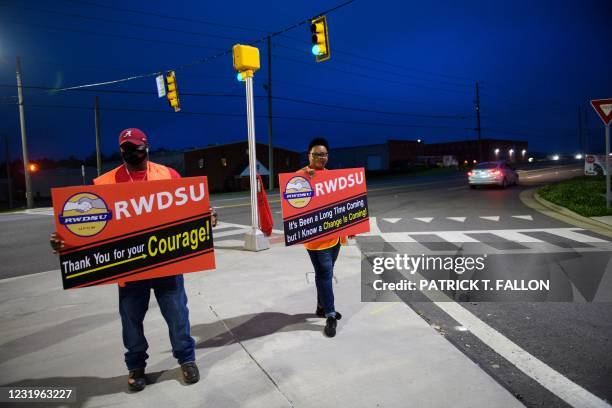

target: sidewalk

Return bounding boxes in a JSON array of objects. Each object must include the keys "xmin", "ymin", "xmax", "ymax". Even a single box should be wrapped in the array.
[{"xmin": 0, "ymin": 243, "xmax": 523, "ymax": 408}]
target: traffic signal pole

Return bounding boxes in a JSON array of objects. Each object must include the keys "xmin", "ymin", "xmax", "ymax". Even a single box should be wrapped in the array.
[
  {"xmin": 94, "ymin": 96, "xmax": 102, "ymax": 177},
  {"xmin": 233, "ymin": 44, "xmax": 269, "ymax": 252},
  {"xmin": 606, "ymin": 124, "xmax": 610, "ymax": 209},
  {"xmin": 16, "ymin": 57, "xmax": 33, "ymax": 209},
  {"xmin": 267, "ymin": 36, "xmax": 274, "ymax": 191}
]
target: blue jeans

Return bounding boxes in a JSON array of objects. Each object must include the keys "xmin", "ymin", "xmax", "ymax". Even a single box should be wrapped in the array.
[
  {"xmin": 307, "ymin": 242, "xmax": 341, "ymax": 317},
  {"xmin": 118, "ymin": 274, "xmax": 195, "ymax": 371}
]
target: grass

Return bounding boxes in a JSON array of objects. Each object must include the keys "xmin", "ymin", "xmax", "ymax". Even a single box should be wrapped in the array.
[{"xmin": 538, "ymin": 176, "xmax": 612, "ymax": 217}]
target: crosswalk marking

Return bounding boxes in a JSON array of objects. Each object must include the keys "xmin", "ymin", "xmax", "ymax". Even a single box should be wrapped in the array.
[
  {"xmin": 479, "ymin": 216, "xmax": 500, "ymax": 222},
  {"xmin": 447, "ymin": 217, "xmax": 466, "ymax": 223},
  {"xmin": 414, "ymin": 217, "xmax": 434, "ymax": 223},
  {"xmin": 383, "ymin": 218, "xmax": 401, "ymax": 224},
  {"xmin": 512, "ymin": 215, "xmax": 533, "ymax": 221}
]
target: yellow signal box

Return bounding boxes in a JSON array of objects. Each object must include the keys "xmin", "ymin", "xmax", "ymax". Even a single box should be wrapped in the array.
[
  {"xmin": 166, "ymin": 71, "xmax": 180, "ymax": 112},
  {"xmin": 311, "ymin": 15, "xmax": 330, "ymax": 62},
  {"xmin": 233, "ymin": 44, "xmax": 260, "ymax": 81}
]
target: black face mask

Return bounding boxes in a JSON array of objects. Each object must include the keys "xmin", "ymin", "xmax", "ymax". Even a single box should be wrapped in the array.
[{"xmin": 121, "ymin": 145, "xmax": 147, "ymax": 166}]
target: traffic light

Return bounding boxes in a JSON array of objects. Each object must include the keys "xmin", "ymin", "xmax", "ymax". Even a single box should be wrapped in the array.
[
  {"xmin": 310, "ymin": 15, "xmax": 330, "ymax": 62},
  {"xmin": 165, "ymin": 71, "xmax": 180, "ymax": 112}
]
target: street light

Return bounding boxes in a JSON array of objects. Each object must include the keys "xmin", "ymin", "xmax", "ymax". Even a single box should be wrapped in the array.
[
  {"xmin": 28, "ymin": 163, "xmax": 39, "ymax": 172},
  {"xmin": 494, "ymin": 148, "xmax": 500, "ymax": 155},
  {"xmin": 522, "ymin": 149, "xmax": 527, "ymax": 156},
  {"xmin": 509, "ymin": 149, "xmax": 514, "ymax": 155},
  {"xmin": 575, "ymin": 153, "xmax": 583, "ymax": 160}
]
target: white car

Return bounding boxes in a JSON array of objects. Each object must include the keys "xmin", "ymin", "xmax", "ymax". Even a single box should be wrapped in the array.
[{"xmin": 468, "ymin": 161, "xmax": 519, "ymax": 189}]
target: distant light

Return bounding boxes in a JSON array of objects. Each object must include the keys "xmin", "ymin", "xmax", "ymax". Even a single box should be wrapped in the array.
[
  {"xmin": 552, "ymin": 155, "xmax": 560, "ymax": 161},
  {"xmin": 417, "ymin": 139, "xmax": 422, "ymax": 143},
  {"xmin": 28, "ymin": 163, "xmax": 39, "ymax": 172},
  {"xmin": 509, "ymin": 149, "xmax": 514, "ymax": 155},
  {"xmin": 473, "ymin": 159, "xmax": 477, "ymax": 164},
  {"xmin": 528, "ymin": 157, "xmax": 534, "ymax": 163},
  {"xmin": 575, "ymin": 154, "xmax": 583, "ymax": 160},
  {"xmin": 522, "ymin": 149, "xmax": 527, "ymax": 155},
  {"xmin": 312, "ymin": 45, "xmax": 322, "ymax": 56},
  {"xmin": 463, "ymin": 160, "xmax": 468, "ymax": 164},
  {"xmin": 494, "ymin": 148, "xmax": 500, "ymax": 154}
]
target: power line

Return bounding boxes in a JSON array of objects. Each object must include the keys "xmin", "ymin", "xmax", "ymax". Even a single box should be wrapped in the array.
[
  {"xmin": 9, "ymin": 0, "xmax": 357, "ymax": 92},
  {"xmin": 272, "ymin": 54, "xmax": 475, "ymax": 96},
  {"xmin": 61, "ymin": 0, "xmax": 271, "ymax": 33},
  {"xmin": 6, "ymin": 20, "xmax": 227, "ymax": 52},
  {"xmin": 1, "ymin": 84, "xmax": 469, "ymax": 119},
  {"xmin": 274, "ymin": 42, "xmax": 474, "ymax": 88},
  {"xmin": 9, "ymin": 4, "xmax": 247, "ymax": 42},
  {"xmin": 18, "ymin": 102, "xmax": 474, "ymax": 131}
]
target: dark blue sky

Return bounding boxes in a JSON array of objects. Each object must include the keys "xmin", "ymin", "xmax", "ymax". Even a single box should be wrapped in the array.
[{"xmin": 1, "ymin": 0, "xmax": 611, "ymax": 160}]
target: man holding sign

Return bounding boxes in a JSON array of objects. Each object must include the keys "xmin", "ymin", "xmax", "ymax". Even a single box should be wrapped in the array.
[
  {"xmin": 280, "ymin": 137, "xmax": 369, "ymax": 338},
  {"xmin": 50, "ymin": 128, "xmax": 209, "ymax": 392}
]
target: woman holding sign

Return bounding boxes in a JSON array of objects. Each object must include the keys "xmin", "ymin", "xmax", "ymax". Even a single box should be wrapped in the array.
[{"xmin": 301, "ymin": 137, "xmax": 346, "ymax": 338}]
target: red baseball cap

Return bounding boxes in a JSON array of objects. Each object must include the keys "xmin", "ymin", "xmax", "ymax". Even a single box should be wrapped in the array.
[{"xmin": 118, "ymin": 128, "xmax": 148, "ymax": 147}]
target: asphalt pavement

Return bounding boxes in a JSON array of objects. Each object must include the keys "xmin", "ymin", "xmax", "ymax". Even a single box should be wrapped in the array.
[{"xmin": 1, "ymin": 162, "xmax": 610, "ymax": 407}]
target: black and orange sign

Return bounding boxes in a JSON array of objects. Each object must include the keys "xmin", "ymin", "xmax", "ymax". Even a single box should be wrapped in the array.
[
  {"xmin": 278, "ymin": 168, "xmax": 370, "ymax": 246},
  {"xmin": 51, "ymin": 177, "xmax": 215, "ymax": 289}
]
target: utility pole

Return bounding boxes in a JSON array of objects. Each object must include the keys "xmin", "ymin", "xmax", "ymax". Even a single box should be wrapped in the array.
[
  {"xmin": 583, "ymin": 107, "xmax": 590, "ymax": 153},
  {"xmin": 5, "ymin": 136, "xmax": 12, "ymax": 209},
  {"xmin": 475, "ymin": 82, "xmax": 482, "ymax": 162},
  {"xmin": 16, "ymin": 57, "xmax": 33, "ymax": 209},
  {"xmin": 267, "ymin": 36, "xmax": 274, "ymax": 191},
  {"xmin": 578, "ymin": 106, "xmax": 583, "ymax": 153},
  {"xmin": 95, "ymin": 96, "xmax": 102, "ymax": 176}
]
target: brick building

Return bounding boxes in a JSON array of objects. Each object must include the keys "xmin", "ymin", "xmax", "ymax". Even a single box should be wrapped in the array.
[{"xmin": 184, "ymin": 142, "xmax": 301, "ymax": 192}]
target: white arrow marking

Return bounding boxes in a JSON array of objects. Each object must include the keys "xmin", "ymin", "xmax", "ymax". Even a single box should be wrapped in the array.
[
  {"xmin": 447, "ymin": 217, "xmax": 466, "ymax": 223},
  {"xmin": 512, "ymin": 215, "xmax": 533, "ymax": 221},
  {"xmin": 480, "ymin": 216, "xmax": 500, "ymax": 222},
  {"xmin": 414, "ymin": 217, "xmax": 434, "ymax": 223},
  {"xmin": 383, "ymin": 218, "xmax": 401, "ymax": 224}
]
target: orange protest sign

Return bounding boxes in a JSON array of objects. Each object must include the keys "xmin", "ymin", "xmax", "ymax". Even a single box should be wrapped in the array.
[
  {"xmin": 278, "ymin": 168, "xmax": 370, "ymax": 246},
  {"xmin": 51, "ymin": 177, "xmax": 215, "ymax": 289}
]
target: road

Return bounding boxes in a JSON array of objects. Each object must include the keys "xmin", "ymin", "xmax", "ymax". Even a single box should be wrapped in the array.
[{"xmin": 1, "ymin": 162, "xmax": 610, "ymax": 407}]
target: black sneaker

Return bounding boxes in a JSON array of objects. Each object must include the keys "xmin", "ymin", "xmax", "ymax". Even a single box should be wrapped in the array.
[
  {"xmin": 324, "ymin": 316, "xmax": 337, "ymax": 337},
  {"xmin": 316, "ymin": 307, "xmax": 342, "ymax": 320},
  {"xmin": 181, "ymin": 361, "xmax": 200, "ymax": 384},
  {"xmin": 128, "ymin": 368, "xmax": 146, "ymax": 392}
]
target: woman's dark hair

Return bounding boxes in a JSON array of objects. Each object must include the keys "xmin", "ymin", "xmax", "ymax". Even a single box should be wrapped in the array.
[{"xmin": 308, "ymin": 137, "xmax": 329, "ymax": 153}]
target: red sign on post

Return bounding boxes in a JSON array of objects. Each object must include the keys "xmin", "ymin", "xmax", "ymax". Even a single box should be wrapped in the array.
[
  {"xmin": 51, "ymin": 177, "xmax": 215, "ymax": 289},
  {"xmin": 591, "ymin": 98, "xmax": 612, "ymax": 126},
  {"xmin": 278, "ymin": 168, "xmax": 370, "ymax": 246}
]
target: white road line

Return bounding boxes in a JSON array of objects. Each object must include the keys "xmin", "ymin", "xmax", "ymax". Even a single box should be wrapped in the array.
[
  {"xmin": 0, "ymin": 270, "xmax": 57, "ymax": 283},
  {"xmin": 435, "ymin": 231, "xmax": 480, "ymax": 242},
  {"xmin": 368, "ymin": 217, "xmax": 382, "ymax": 235},
  {"xmin": 386, "ymin": 243, "xmax": 612, "ymax": 408},
  {"xmin": 387, "ymin": 228, "xmax": 605, "ymax": 243},
  {"xmin": 526, "ymin": 175, "xmax": 543, "ymax": 179},
  {"xmin": 447, "ymin": 217, "xmax": 466, "ymax": 223},
  {"xmin": 489, "ymin": 230, "xmax": 544, "ymax": 243},
  {"xmin": 414, "ymin": 217, "xmax": 434, "ymax": 223},
  {"xmin": 377, "ymin": 232, "xmax": 418, "ymax": 242},
  {"xmin": 480, "ymin": 216, "xmax": 500, "ymax": 222},
  {"xmin": 512, "ymin": 215, "xmax": 534, "ymax": 221},
  {"xmin": 435, "ymin": 300, "xmax": 611, "ymax": 408},
  {"xmin": 383, "ymin": 218, "xmax": 401, "ymax": 224},
  {"xmin": 545, "ymin": 228, "xmax": 608, "ymax": 243}
]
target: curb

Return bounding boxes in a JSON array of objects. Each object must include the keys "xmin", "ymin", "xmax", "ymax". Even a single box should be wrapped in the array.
[
  {"xmin": 534, "ymin": 191, "xmax": 612, "ymax": 233},
  {"xmin": 520, "ymin": 187, "xmax": 612, "ymax": 238}
]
